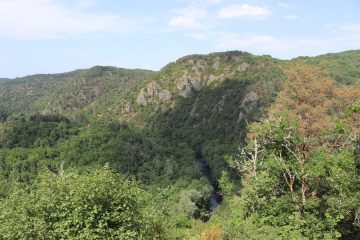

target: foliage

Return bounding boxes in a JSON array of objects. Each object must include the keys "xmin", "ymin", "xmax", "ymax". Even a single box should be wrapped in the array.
[
  {"xmin": 200, "ymin": 225, "xmax": 222, "ymax": 240},
  {"xmin": 211, "ymin": 65, "xmax": 360, "ymax": 239},
  {"xmin": 0, "ymin": 78, "xmax": 11, "ymax": 84},
  {"xmin": 0, "ymin": 114, "xmax": 76, "ymax": 148},
  {"xmin": 0, "ymin": 50, "xmax": 360, "ymax": 239},
  {"xmin": 0, "ymin": 67, "xmax": 153, "ymax": 118},
  {"xmin": 271, "ymin": 63, "xmax": 360, "ymax": 137},
  {"xmin": 305, "ymin": 50, "xmax": 360, "ymax": 85},
  {"xmin": 0, "ymin": 167, "xmax": 164, "ymax": 239}
]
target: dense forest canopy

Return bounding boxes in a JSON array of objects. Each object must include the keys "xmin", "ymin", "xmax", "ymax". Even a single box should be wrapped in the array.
[{"xmin": 0, "ymin": 50, "xmax": 359, "ymax": 239}]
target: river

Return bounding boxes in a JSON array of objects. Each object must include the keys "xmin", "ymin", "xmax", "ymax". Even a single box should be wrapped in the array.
[{"xmin": 195, "ymin": 153, "xmax": 222, "ymax": 211}]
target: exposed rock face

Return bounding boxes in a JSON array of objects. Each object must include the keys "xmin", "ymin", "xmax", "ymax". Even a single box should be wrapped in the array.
[
  {"xmin": 207, "ymin": 72, "xmax": 237, "ymax": 85},
  {"xmin": 180, "ymin": 87, "xmax": 192, "ymax": 98},
  {"xmin": 177, "ymin": 73, "xmax": 203, "ymax": 98},
  {"xmin": 177, "ymin": 74, "xmax": 190, "ymax": 91},
  {"xmin": 238, "ymin": 62, "xmax": 250, "ymax": 72},
  {"xmin": 231, "ymin": 55, "xmax": 241, "ymax": 61},
  {"xmin": 191, "ymin": 79, "xmax": 202, "ymax": 91},
  {"xmin": 136, "ymin": 81, "xmax": 160, "ymax": 105},
  {"xmin": 193, "ymin": 59, "xmax": 208, "ymax": 71},
  {"xmin": 136, "ymin": 88, "xmax": 148, "ymax": 105},
  {"xmin": 136, "ymin": 81, "xmax": 172, "ymax": 105},
  {"xmin": 136, "ymin": 52, "xmax": 257, "ymax": 105},
  {"xmin": 212, "ymin": 57, "xmax": 221, "ymax": 70},
  {"xmin": 242, "ymin": 91, "xmax": 259, "ymax": 107},
  {"xmin": 159, "ymin": 90, "xmax": 172, "ymax": 102},
  {"xmin": 256, "ymin": 62, "xmax": 265, "ymax": 69},
  {"xmin": 208, "ymin": 74, "xmax": 217, "ymax": 84},
  {"xmin": 121, "ymin": 102, "xmax": 133, "ymax": 114},
  {"xmin": 146, "ymin": 81, "xmax": 160, "ymax": 96},
  {"xmin": 187, "ymin": 59, "xmax": 195, "ymax": 65},
  {"xmin": 237, "ymin": 91, "xmax": 259, "ymax": 123}
]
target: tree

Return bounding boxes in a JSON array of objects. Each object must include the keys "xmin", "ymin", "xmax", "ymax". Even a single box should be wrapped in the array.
[
  {"xmin": 231, "ymin": 113, "xmax": 360, "ymax": 239},
  {"xmin": 272, "ymin": 63, "xmax": 360, "ymax": 138},
  {"xmin": 0, "ymin": 167, "xmax": 164, "ymax": 239}
]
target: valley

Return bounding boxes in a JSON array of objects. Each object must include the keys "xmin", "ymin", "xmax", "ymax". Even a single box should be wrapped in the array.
[{"xmin": 0, "ymin": 50, "xmax": 359, "ymax": 239}]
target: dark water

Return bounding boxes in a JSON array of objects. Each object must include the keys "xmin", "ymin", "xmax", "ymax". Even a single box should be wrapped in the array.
[{"xmin": 195, "ymin": 153, "xmax": 222, "ymax": 210}]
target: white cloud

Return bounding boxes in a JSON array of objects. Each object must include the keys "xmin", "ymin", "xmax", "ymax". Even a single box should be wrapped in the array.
[
  {"xmin": 0, "ymin": 0, "xmax": 137, "ymax": 38},
  {"xmin": 188, "ymin": 32, "xmax": 207, "ymax": 40},
  {"xmin": 206, "ymin": 0, "xmax": 222, "ymax": 4},
  {"xmin": 277, "ymin": 2, "xmax": 290, "ymax": 8},
  {"xmin": 339, "ymin": 24, "xmax": 360, "ymax": 32},
  {"xmin": 218, "ymin": 4, "xmax": 272, "ymax": 20},
  {"xmin": 181, "ymin": 0, "xmax": 222, "ymax": 5},
  {"xmin": 215, "ymin": 32, "xmax": 275, "ymax": 49},
  {"xmin": 169, "ymin": 6, "xmax": 207, "ymax": 29},
  {"xmin": 284, "ymin": 15, "xmax": 298, "ymax": 20},
  {"xmin": 169, "ymin": 16, "xmax": 203, "ymax": 29},
  {"xmin": 72, "ymin": 0, "xmax": 97, "ymax": 9},
  {"xmin": 177, "ymin": 6, "xmax": 207, "ymax": 18}
]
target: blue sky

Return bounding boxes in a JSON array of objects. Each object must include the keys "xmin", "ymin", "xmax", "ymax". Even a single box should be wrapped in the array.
[{"xmin": 0, "ymin": 0, "xmax": 359, "ymax": 78}]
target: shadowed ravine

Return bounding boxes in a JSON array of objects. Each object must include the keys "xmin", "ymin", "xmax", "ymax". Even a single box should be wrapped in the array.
[{"xmin": 195, "ymin": 153, "xmax": 222, "ymax": 211}]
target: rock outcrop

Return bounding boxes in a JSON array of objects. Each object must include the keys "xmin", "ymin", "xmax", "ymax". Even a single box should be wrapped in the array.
[
  {"xmin": 237, "ymin": 91, "xmax": 259, "ymax": 123},
  {"xmin": 159, "ymin": 90, "xmax": 173, "ymax": 102},
  {"xmin": 177, "ymin": 73, "xmax": 203, "ymax": 98},
  {"xmin": 238, "ymin": 62, "xmax": 250, "ymax": 72},
  {"xmin": 121, "ymin": 102, "xmax": 133, "ymax": 114},
  {"xmin": 136, "ymin": 81, "xmax": 172, "ymax": 105}
]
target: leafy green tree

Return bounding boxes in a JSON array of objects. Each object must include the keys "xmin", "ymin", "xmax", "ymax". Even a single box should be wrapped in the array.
[
  {"xmin": 227, "ymin": 114, "xmax": 359, "ymax": 239},
  {"xmin": 0, "ymin": 167, "xmax": 164, "ymax": 239}
]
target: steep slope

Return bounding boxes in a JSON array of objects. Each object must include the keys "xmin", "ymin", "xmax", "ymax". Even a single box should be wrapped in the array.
[
  {"xmin": 0, "ymin": 67, "xmax": 154, "ymax": 119},
  {"xmin": 119, "ymin": 51, "xmax": 287, "ymax": 179},
  {"xmin": 34, "ymin": 66, "xmax": 154, "ymax": 118},
  {"xmin": 206, "ymin": 62, "xmax": 360, "ymax": 240},
  {"xmin": 0, "ymin": 51, "xmax": 289, "ymax": 225},
  {"xmin": 0, "ymin": 78, "xmax": 11, "ymax": 84},
  {"xmin": 0, "ymin": 71, "xmax": 81, "ymax": 116},
  {"xmin": 0, "ymin": 51, "xmax": 359, "ymax": 183},
  {"xmin": 0, "ymin": 50, "xmax": 359, "ymax": 239},
  {"xmin": 293, "ymin": 50, "xmax": 360, "ymax": 85},
  {"xmin": 2, "ymin": 50, "xmax": 359, "ymax": 179},
  {"xmin": 0, "ymin": 53, "xmax": 287, "ymax": 172}
]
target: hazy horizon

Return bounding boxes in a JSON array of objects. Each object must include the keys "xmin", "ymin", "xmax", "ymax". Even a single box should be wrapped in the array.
[{"xmin": 2, "ymin": 48, "xmax": 359, "ymax": 79}]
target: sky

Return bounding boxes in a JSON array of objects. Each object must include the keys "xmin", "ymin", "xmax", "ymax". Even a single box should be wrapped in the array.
[{"xmin": 0, "ymin": 0, "xmax": 359, "ymax": 78}]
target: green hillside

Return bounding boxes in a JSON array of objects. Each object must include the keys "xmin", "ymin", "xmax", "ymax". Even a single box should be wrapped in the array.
[
  {"xmin": 0, "ymin": 50, "xmax": 359, "ymax": 239},
  {"xmin": 294, "ymin": 50, "xmax": 360, "ymax": 85},
  {"xmin": 0, "ymin": 78, "xmax": 11, "ymax": 84},
  {"xmin": 0, "ymin": 67, "xmax": 154, "ymax": 118}
]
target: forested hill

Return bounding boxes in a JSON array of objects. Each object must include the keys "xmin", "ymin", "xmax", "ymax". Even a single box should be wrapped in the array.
[
  {"xmin": 0, "ymin": 78, "xmax": 11, "ymax": 84},
  {"xmin": 296, "ymin": 49, "xmax": 360, "ymax": 85},
  {"xmin": 0, "ymin": 50, "xmax": 359, "ymax": 239},
  {"xmin": 0, "ymin": 66, "xmax": 154, "ymax": 119}
]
